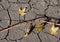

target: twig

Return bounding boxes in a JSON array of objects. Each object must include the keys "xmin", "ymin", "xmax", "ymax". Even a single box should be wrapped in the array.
[{"xmin": 0, "ymin": 17, "xmax": 60, "ymax": 32}]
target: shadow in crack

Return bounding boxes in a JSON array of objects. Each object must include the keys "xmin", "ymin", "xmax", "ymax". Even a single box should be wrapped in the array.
[
  {"xmin": 0, "ymin": 0, "xmax": 1, "ymax": 2},
  {"xmin": 37, "ymin": 33, "xmax": 42, "ymax": 42}
]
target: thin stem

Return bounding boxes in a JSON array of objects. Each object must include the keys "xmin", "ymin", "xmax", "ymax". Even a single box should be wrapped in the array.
[
  {"xmin": 1, "ymin": 16, "xmax": 60, "ymax": 32},
  {"xmin": 19, "ymin": 14, "xmax": 21, "ymax": 23},
  {"xmin": 24, "ymin": 15, "xmax": 25, "ymax": 21}
]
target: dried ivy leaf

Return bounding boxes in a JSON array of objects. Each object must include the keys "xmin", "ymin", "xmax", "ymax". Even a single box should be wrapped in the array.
[
  {"xmin": 24, "ymin": 24, "xmax": 36, "ymax": 37},
  {"xmin": 18, "ymin": 8, "xmax": 26, "ymax": 16},
  {"xmin": 35, "ymin": 24, "xmax": 44, "ymax": 32},
  {"xmin": 50, "ymin": 25, "xmax": 59, "ymax": 35},
  {"xmin": 24, "ymin": 28, "xmax": 30, "ymax": 37}
]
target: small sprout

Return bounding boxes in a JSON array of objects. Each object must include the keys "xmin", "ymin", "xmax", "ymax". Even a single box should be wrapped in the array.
[
  {"xmin": 35, "ymin": 24, "xmax": 44, "ymax": 32},
  {"xmin": 18, "ymin": 8, "xmax": 26, "ymax": 16},
  {"xmin": 50, "ymin": 24, "xmax": 59, "ymax": 35},
  {"xmin": 24, "ymin": 28, "xmax": 30, "ymax": 37},
  {"xmin": 24, "ymin": 23, "xmax": 36, "ymax": 37}
]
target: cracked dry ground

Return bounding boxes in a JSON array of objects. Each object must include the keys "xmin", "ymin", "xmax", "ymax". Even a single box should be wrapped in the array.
[{"xmin": 0, "ymin": 0, "xmax": 60, "ymax": 42}]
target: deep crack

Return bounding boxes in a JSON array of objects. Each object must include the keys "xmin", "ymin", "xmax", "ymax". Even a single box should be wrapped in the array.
[
  {"xmin": 37, "ymin": 33, "xmax": 42, "ymax": 42},
  {"xmin": 0, "ymin": 29, "xmax": 9, "ymax": 41},
  {"xmin": 7, "ymin": 9, "xmax": 12, "ymax": 26},
  {"xmin": 27, "ymin": 0, "xmax": 32, "ymax": 12}
]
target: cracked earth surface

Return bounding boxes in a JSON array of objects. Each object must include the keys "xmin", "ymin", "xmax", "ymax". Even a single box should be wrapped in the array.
[{"xmin": 0, "ymin": 0, "xmax": 60, "ymax": 42}]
